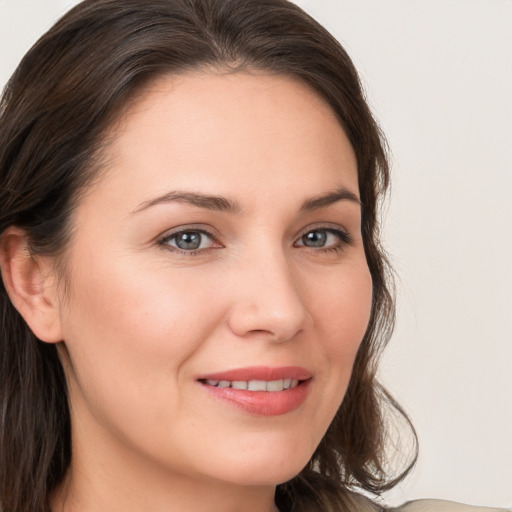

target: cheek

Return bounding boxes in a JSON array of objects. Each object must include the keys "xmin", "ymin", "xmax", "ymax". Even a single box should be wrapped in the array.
[
  {"xmin": 314, "ymin": 258, "xmax": 373, "ymax": 352},
  {"xmin": 59, "ymin": 252, "xmax": 221, "ymax": 420},
  {"xmin": 65, "ymin": 251, "xmax": 217, "ymax": 348},
  {"xmin": 307, "ymin": 258, "xmax": 373, "ymax": 407}
]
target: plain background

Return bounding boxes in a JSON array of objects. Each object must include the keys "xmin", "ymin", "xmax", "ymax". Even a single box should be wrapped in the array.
[{"xmin": 0, "ymin": 0, "xmax": 510, "ymax": 508}]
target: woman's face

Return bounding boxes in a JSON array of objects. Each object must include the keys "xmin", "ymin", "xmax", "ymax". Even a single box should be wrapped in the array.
[{"xmin": 55, "ymin": 72, "xmax": 372, "ymax": 490}]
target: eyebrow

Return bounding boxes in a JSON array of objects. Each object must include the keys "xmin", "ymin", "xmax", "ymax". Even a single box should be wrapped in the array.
[
  {"xmin": 299, "ymin": 187, "xmax": 361, "ymax": 211},
  {"xmin": 130, "ymin": 186, "xmax": 360, "ymax": 215},
  {"xmin": 131, "ymin": 191, "xmax": 242, "ymax": 215}
]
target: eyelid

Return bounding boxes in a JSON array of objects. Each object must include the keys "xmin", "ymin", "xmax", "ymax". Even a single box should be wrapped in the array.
[
  {"xmin": 157, "ymin": 225, "xmax": 222, "ymax": 254},
  {"xmin": 293, "ymin": 224, "xmax": 353, "ymax": 249}
]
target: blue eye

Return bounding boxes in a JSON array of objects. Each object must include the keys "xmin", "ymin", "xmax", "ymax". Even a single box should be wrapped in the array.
[
  {"xmin": 161, "ymin": 230, "xmax": 215, "ymax": 252},
  {"xmin": 295, "ymin": 228, "xmax": 351, "ymax": 250},
  {"xmin": 300, "ymin": 230, "xmax": 328, "ymax": 247}
]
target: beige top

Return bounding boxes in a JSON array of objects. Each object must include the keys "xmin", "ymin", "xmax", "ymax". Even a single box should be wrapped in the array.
[
  {"xmin": 303, "ymin": 494, "xmax": 511, "ymax": 512},
  {"xmin": 348, "ymin": 494, "xmax": 510, "ymax": 512},
  {"xmin": 392, "ymin": 500, "xmax": 511, "ymax": 512}
]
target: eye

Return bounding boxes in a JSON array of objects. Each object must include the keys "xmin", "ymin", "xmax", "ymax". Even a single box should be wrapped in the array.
[
  {"xmin": 159, "ymin": 229, "xmax": 217, "ymax": 253},
  {"xmin": 295, "ymin": 227, "xmax": 352, "ymax": 250}
]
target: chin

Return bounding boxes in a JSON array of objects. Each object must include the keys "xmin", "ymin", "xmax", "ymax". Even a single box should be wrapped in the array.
[
  {"xmin": 211, "ymin": 463, "xmax": 306, "ymax": 488},
  {"xmin": 198, "ymin": 440, "xmax": 315, "ymax": 487}
]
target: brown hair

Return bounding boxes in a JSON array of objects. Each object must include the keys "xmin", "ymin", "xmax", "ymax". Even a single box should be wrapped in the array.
[{"xmin": 0, "ymin": 1, "xmax": 417, "ymax": 511}]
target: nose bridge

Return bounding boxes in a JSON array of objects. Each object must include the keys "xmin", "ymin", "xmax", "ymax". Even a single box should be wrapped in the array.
[{"xmin": 228, "ymin": 242, "xmax": 309, "ymax": 341}]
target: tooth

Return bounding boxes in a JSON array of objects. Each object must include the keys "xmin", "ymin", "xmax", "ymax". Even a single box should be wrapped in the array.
[
  {"xmin": 290, "ymin": 379, "xmax": 299, "ymax": 389},
  {"xmin": 232, "ymin": 381, "xmax": 248, "ymax": 390},
  {"xmin": 248, "ymin": 380, "xmax": 267, "ymax": 391},
  {"xmin": 206, "ymin": 380, "xmax": 219, "ymax": 386},
  {"xmin": 283, "ymin": 378, "xmax": 292, "ymax": 389},
  {"xmin": 218, "ymin": 380, "xmax": 230, "ymax": 388},
  {"xmin": 267, "ymin": 379, "xmax": 284, "ymax": 391}
]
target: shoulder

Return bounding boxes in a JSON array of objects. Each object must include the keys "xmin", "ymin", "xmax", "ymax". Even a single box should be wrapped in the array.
[{"xmin": 391, "ymin": 499, "xmax": 511, "ymax": 512}]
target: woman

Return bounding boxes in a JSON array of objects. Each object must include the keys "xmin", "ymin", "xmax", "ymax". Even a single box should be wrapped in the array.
[{"xmin": 0, "ymin": 1, "xmax": 507, "ymax": 511}]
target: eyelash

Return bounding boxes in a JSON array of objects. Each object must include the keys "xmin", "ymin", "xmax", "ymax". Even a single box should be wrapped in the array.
[
  {"xmin": 157, "ymin": 226, "xmax": 353, "ymax": 256},
  {"xmin": 158, "ymin": 227, "xmax": 218, "ymax": 256},
  {"xmin": 294, "ymin": 227, "xmax": 353, "ymax": 254}
]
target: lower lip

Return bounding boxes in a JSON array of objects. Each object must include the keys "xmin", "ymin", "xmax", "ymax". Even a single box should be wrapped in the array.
[{"xmin": 200, "ymin": 380, "xmax": 311, "ymax": 416}]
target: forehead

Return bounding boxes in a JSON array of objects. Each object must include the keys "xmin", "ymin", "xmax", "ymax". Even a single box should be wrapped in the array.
[{"xmin": 86, "ymin": 71, "xmax": 358, "ymax": 216}]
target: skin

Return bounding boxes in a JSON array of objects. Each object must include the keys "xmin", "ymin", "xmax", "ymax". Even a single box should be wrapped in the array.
[{"xmin": 6, "ymin": 72, "xmax": 373, "ymax": 511}]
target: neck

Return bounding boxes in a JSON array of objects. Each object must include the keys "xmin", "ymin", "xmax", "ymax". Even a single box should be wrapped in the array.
[{"xmin": 50, "ymin": 423, "xmax": 279, "ymax": 512}]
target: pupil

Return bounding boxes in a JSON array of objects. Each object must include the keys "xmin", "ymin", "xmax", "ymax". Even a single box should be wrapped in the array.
[
  {"xmin": 176, "ymin": 232, "xmax": 201, "ymax": 250},
  {"xmin": 303, "ymin": 230, "xmax": 326, "ymax": 247}
]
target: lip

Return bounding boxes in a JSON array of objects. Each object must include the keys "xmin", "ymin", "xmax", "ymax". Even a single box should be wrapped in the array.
[
  {"xmin": 197, "ymin": 366, "xmax": 312, "ymax": 416},
  {"xmin": 197, "ymin": 366, "xmax": 312, "ymax": 382}
]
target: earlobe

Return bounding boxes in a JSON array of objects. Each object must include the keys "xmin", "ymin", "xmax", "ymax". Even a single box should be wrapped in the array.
[{"xmin": 0, "ymin": 227, "xmax": 63, "ymax": 343}]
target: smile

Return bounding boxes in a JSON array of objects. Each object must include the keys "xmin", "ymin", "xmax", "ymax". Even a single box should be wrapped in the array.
[
  {"xmin": 197, "ymin": 366, "xmax": 312, "ymax": 416},
  {"xmin": 202, "ymin": 378, "xmax": 300, "ymax": 391}
]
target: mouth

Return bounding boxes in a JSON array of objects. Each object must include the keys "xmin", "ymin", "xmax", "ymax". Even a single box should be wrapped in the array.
[
  {"xmin": 199, "ymin": 378, "xmax": 301, "ymax": 392},
  {"xmin": 197, "ymin": 366, "xmax": 312, "ymax": 416}
]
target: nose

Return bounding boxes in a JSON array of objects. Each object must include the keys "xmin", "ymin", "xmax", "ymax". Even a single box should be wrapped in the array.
[{"xmin": 226, "ymin": 251, "xmax": 310, "ymax": 342}]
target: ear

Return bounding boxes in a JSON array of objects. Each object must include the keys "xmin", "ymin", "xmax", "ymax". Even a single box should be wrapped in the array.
[{"xmin": 0, "ymin": 226, "xmax": 63, "ymax": 343}]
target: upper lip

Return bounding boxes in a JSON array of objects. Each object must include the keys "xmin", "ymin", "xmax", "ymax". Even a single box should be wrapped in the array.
[{"xmin": 197, "ymin": 366, "xmax": 312, "ymax": 382}]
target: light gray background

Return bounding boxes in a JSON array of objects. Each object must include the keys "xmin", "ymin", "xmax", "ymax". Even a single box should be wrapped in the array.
[{"xmin": 1, "ymin": 0, "xmax": 510, "ymax": 508}]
